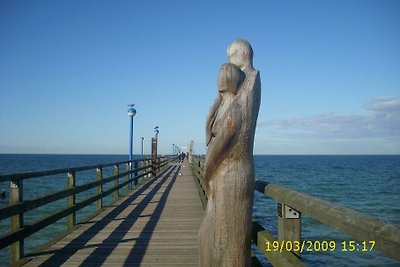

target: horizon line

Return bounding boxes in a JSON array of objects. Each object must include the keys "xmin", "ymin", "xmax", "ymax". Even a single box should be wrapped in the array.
[{"xmin": 0, "ymin": 153, "xmax": 399, "ymax": 156}]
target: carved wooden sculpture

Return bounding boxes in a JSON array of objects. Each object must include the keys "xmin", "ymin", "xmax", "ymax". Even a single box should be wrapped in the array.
[{"xmin": 200, "ymin": 39, "xmax": 261, "ymax": 266}]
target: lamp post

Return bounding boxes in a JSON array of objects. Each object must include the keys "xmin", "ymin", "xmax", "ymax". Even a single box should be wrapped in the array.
[{"xmin": 127, "ymin": 104, "xmax": 137, "ymax": 166}]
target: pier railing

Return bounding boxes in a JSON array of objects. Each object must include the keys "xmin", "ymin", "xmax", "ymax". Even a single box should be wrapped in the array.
[
  {"xmin": 190, "ymin": 156, "xmax": 400, "ymax": 266},
  {"xmin": 0, "ymin": 156, "xmax": 175, "ymax": 265}
]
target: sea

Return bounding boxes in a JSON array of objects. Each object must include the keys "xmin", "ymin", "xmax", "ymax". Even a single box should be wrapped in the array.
[{"xmin": 0, "ymin": 154, "xmax": 399, "ymax": 267}]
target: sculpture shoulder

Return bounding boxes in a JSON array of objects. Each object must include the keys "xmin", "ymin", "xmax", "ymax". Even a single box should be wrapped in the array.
[
  {"xmin": 247, "ymin": 69, "xmax": 261, "ymax": 101},
  {"xmin": 254, "ymin": 70, "xmax": 261, "ymax": 94},
  {"xmin": 236, "ymin": 69, "xmax": 260, "ymax": 101},
  {"xmin": 252, "ymin": 69, "xmax": 261, "ymax": 89}
]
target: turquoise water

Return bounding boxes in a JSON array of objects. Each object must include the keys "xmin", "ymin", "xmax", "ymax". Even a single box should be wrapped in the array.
[{"xmin": 0, "ymin": 154, "xmax": 399, "ymax": 266}]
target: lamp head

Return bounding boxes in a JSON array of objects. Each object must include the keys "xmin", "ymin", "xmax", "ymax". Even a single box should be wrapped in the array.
[
  {"xmin": 127, "ymin": 104, "xmax": 136, "ymax": 117},
  {"xmin": 128, "ymin": 108, "xmax": 136, "ymax": 117}
]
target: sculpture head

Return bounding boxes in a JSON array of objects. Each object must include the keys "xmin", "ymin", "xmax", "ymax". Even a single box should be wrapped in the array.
[
  {"xmin": 227, "ymin": 39, "xmax": 254, "ymax": 71},
  {"xmin": 218, "ymin": 63, "xmax": 245, "ymax": 95}
]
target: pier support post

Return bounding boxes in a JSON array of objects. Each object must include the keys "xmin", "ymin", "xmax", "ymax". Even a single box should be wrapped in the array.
[
  {"xmin": 96, "ymin": 167, "xmax": 103, "ymax": 211},
  {"xmin": 67, "ymin": 172, "xmax": 76, "ymax": 231},
  {"xmin": 278, "ymin": 203, "xmax": 302, "ymax": 256},
  {"xmin": 113, "ymin": 165, "xmax": 119, "ymax": 200},
  {"xmin": 10, "ymin": 178, "xmax": 23, "ymax": 264}
]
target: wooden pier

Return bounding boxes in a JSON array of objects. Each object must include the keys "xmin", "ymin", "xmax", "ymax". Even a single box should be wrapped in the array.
[{"xmin": 21, "ymin": 161, "xmax": 203, "ymax": 266}]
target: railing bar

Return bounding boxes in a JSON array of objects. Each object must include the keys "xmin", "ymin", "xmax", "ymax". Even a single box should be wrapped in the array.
[
  {"xmin": 0, "ymin": 158, "xmax": 152, "ymax": 182},
  {"xmin": 265, "ymin": 183, "xmax": 400, "ymax": 260},
  {"xmin": 0, "ymin": 167, "xmax": 159, "ymax": 251},
  {"xmin": 0, "ymin": 168, "xmax": 146, "ymax": 221}
]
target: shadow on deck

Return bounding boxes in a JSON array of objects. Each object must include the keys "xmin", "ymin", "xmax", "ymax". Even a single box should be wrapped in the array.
[{"xmin": 25, "ymin": 162, "xmax": 203, "ymax": 266}]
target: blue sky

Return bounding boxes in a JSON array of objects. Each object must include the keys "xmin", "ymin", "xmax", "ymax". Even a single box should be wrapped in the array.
[{"xmin": 1, "ymin": 0, "xmax": 399, "ymax": 155}]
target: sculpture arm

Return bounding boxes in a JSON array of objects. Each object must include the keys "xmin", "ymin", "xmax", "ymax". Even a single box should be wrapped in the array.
[
  {"xmin": 205, "ymin": 93, "xmax": 222, "ymax": 146},
  {"xmin": 204, "ymin": 103, "xmax": 241, "ymax": 187}
]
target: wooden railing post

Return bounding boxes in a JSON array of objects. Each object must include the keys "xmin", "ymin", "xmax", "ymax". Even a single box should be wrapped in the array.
[
  {"xmin": 143, "ymin": 160, "xmax": 147, "ymax": 180},
  {"xmin": 96, "ymin": 167, "xmax": 103, "ymax": 211},
  {"xmin": 159, "ymin": 157, "xmax": 164, "ymax": 171},
  {"xmin": 141, "ymin": 160, "xmax": 145, "ymax": 180},
  {"xmin": 147, "ymin": 160, "xmax": 152, "ymax": 179},
  {"xmin": 113, "ymin": 165, "xmax": 119, "ymax": 200},
  {"xmin": 10, "ymin": 178, "xmax": 23, "ymax": 264},
  {"xmin": 67, "ymin": 171, "xmax": 76, "ymax": 231},
  {"xmin": 151, "ymin": 137, "xmax": 157, "ymax": 178},
  {"xmin": 125, "ymin": 163, "xmax": 130, "ymax": 193},
  {"xmin": 278, "ymin": 203, "xmax": 301, "ymax": 256},
  {"xmin": 134, "ymin": 161, "xmax": 138, "ymax": 186}
]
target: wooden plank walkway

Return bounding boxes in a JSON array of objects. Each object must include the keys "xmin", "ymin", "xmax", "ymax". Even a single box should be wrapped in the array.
[{"xmin": 24, "ymin": 161, "xmax": 204, "ymax": 266}]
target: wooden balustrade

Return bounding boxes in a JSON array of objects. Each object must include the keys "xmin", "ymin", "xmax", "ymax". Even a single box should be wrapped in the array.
[
  {"xmin": 255, "ymin": 180, "xmax": 400, "ymax": 262},
  {"xmin": 190, "ymin": 156, "xmax": 400, "ymax": 266},
  {"xmin": 0, "ymin": 156, "xmax": 172, "ymax": 264},
  {"xmin": 190, "ymin": 158, "xmax": 207, "ymax": 208}
]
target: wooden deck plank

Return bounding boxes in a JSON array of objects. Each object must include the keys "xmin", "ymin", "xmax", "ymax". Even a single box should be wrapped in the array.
[{"xmin": 24, "ymin": 161, "xmax": 203, "ymax": 266}]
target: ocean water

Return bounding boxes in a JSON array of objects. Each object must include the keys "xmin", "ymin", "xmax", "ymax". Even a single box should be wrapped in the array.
[
  {"xmin": 253, "ymin": 155, "xmax": 400, "ymax": 267},
  {"xmin": 0, "ymin": 154, "xmax": 399, "ymax": 266}
]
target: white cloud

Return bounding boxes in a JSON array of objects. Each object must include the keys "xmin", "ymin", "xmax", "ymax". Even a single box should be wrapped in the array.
[
  {"xmin": 259, "ymin": 96, "xmax": 400, "ymax": 139},
  {"xmin": 256, "ymin": 96, "xmax": 400, "ymax": 154},
  {"xmin": 364, "ymin": 96, "xmax": 400, "ymax": 113}
]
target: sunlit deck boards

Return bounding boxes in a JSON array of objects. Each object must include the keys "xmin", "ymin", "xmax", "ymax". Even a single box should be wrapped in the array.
[{"xmin": 24, "ymin": 161, "xmax": 204, "ymax": 266}]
